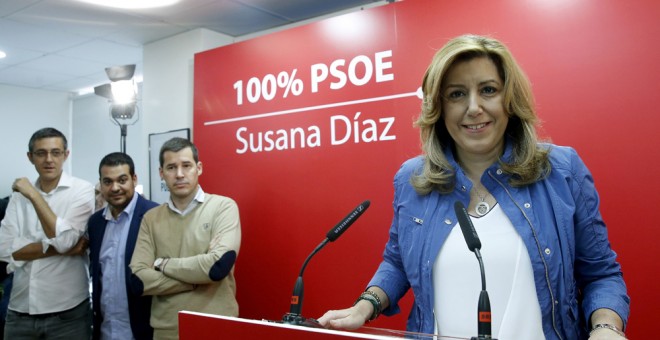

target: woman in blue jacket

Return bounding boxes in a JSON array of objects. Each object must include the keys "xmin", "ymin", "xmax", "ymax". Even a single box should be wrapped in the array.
[{"xmin": 318, "ymin": 34, "xmax": 629, "ymax": 339}]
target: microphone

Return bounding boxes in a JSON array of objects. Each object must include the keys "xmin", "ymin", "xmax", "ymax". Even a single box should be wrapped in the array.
[
  {"xmin": 282, "ymin": 200, "xmax": 371, "ymax": 327},
  {"xmin": 455, "ymin": 201, "xmax": 481, "ymax": 252},
  {"xmin": 326, "ymin": 200, "xmax": 371, "ymax": 241},
  {"xmin": 454, "ymin": 201, "xmax": 495, "ymax": 340}
]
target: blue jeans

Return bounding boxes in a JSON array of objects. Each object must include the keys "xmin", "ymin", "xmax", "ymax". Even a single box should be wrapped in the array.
[{"xmin": 4, "ymin": 298, "xmax": 91, "ymax": 340}]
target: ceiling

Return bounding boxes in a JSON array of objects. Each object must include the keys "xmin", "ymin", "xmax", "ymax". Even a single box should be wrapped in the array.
[{"xmin": 0, "ymin": 0, "xmax": 385, "ymax": 94}]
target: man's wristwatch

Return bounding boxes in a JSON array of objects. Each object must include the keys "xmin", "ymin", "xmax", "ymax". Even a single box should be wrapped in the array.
[{"xmin": 154, "ymin": 258, "xmax": 164, "ymax": 271}]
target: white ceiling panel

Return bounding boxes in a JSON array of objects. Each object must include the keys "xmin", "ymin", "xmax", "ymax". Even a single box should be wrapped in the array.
[
  {"xmin": 19, "ymin": 54, "xmax": 108, "ymax": 77},
  {"xmin": 7, "ymin": 1, "xmax": 146, "ymax": 39},
  {"xmin": 57, "ymin": 39, "xmax": 142, "ymax": 66},
  {"xmin": 0, "ymin": 65, "xmax": 72, "ymax": 88},
  {"xmin": 0, "ymin": 46, "xmax": 43, "ymax": 66},
  {"xmin": 171, "ymin": 1, "xmax": 291, "ymax": 36},
  {"xmin": 0, "ymin": 0, "xmax": 41, "ymax": 16},
  {"xmin": 0, "ymin": 19, "xmax": 90, "ymax": 53},
  {"xmin": 0, "ymin": 0, "xmax": 387, "ymax": 94},
  {"xmin": 101, "ymin": 23, "xmax": 191, "ymax": 46}
]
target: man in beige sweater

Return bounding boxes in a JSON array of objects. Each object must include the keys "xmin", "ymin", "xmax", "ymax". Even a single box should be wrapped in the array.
[{"xmin": 129, "ymin": 137, "xmax": 241, "ymax": 340}]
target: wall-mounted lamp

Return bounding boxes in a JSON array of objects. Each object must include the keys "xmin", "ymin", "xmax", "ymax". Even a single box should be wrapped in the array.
[{"xmin": 94, "ymin": 64, "xmax": 139, "ymax": 153}]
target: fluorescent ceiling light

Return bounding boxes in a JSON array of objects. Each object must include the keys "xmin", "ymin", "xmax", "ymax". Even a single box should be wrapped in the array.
[{"xmin": 76, "ymin": 0, "xmax": 179, "ymax": 9}]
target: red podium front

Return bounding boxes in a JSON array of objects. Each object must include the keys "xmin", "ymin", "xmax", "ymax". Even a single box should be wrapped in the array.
[{"xmin": 179, "ymin": 312, "xmax": 457, "ymax": 339}]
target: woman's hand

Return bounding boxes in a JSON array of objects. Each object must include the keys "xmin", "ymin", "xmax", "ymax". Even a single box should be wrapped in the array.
[{"xmin": 317, "ymin": 301, "xmax": 372, "ymax": 330}]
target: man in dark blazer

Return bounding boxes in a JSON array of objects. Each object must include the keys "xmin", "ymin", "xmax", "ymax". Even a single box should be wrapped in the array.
[{"xmin": 88, "ymin": 152, "xmax": 159, "ymax": 340}]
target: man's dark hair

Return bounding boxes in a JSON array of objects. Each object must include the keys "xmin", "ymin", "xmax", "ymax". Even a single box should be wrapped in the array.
[
  {"xmin": 98, "ymin": 152, "xmax": 136, "ymax": 178},
  {"xmin": 159, "ymin": 137, "xmax": 198, "ymax": 167},
  {"xmin": 28, "ymin": 127, "xmax": 67, "ymax": 152}
]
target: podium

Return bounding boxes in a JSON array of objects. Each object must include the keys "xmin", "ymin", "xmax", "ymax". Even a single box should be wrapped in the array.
[
  {"xmin": 180, "ymin": 312, "xmax": 395, "ymax": 339},
  {"xmin": 179, "ymin": 311, "xmax": 464, "ymax": 339}
]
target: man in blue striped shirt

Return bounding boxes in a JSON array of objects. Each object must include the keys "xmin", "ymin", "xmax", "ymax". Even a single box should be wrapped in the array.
[{"xmin": 88, "ymin": 152, "xmax": 158, "ymax": 340}]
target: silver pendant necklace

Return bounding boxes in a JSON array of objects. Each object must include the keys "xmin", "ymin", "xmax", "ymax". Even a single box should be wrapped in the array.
[{"xmin": 473, "ymin": 186, "xmax": 490, "ymax": 216}]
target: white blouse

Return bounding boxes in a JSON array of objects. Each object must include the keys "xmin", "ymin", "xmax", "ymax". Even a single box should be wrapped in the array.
[{"xmin": 433, "ymin": 204, "xmax": 545, "ymax": 339}]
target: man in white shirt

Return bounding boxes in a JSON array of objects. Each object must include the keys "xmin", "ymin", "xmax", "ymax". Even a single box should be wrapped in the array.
[{"xmin": 0, "ymin": 127, "xmax": 94, "ymax": 339}]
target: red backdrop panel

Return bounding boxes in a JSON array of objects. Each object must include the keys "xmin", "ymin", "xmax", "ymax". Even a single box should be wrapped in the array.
[{"xmin": 194, "ymin": 1, "xmax": 660, "ymax": 337}]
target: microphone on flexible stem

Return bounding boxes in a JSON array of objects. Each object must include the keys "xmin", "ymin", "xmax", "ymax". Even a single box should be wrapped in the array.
[
  {"xmin": 454, "ymin": 201, "xmax": 496, "ymax": 340},
  {"xmin": 282, "ymin": 200, "xmax": 371, "ymax": 327}
]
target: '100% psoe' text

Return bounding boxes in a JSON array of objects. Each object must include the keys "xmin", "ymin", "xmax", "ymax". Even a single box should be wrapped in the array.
[{"xmin": 232, "ymin": 50, "xmax": 394, "ymax": 105}]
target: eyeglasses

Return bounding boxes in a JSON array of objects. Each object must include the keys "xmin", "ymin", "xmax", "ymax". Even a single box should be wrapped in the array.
[{"xmin": 32, "ymin": 149, "xmax": 65, "ymax": 158}]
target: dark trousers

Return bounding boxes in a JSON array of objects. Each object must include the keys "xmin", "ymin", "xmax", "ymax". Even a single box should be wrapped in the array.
[
  {"xmin": 4, "ymin": 298, "xmax": 91, "ymax": 340},
  {"xmin": 0, "ymin": 273, "xmax": 12, "ymax": 340}
]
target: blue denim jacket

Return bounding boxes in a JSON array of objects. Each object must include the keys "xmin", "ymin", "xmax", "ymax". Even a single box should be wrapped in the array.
[{"xmin": 368, "ymin": 143, "xmax": 629, "ymax": 339}]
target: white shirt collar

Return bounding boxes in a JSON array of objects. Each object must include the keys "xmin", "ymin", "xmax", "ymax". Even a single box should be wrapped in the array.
[
  {"xmin": 166, "ymin": 186, "xmax": 205, "ymax": 215},
  {"xmin": 34, "ymin": 171, "xmax": 72, "ymax": 193}
]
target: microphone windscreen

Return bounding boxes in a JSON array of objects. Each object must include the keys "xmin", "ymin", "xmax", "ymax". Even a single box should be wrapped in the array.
[
  {"xmin": 326, "ymin": 200, "xmax": 370, "ymax": 242},
  {"xmin": 454, "ymin": 201, "xmax": 482, "ymax": 252}
]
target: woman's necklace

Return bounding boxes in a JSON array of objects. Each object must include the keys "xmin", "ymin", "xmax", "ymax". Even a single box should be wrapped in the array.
[{"xmin": 473, "ymin": 186, "xmax": 490, "ymax": 216}]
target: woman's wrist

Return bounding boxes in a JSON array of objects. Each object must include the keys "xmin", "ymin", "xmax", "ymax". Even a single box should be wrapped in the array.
[
  {"xmin": 589, "ymin": 323, "xmax": 626, "ymax": 338},
  {"xmin": 589, "ymin": 308, "xmax": 625, "ymax": 338},
  {"xmin": 353, "ymin": 299, "xmax": 375, "ymax": 322}
]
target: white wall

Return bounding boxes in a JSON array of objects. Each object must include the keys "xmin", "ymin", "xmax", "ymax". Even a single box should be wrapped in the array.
[{"xmin": 0, "ymin": 85, "xmax": 71, "ymax": 198}]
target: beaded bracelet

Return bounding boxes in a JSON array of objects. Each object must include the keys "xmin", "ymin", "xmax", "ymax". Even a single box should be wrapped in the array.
[
  {"xmin": 362, "ymin": 290, "xmax": 382, "ymax": 307},
  {"xmin": 589, "ymin": 324, "xmax": 626, "ymax": 338},
  {"xmin": 354, "ymin": 291, "xmax": 382, "ymax": 321}
]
